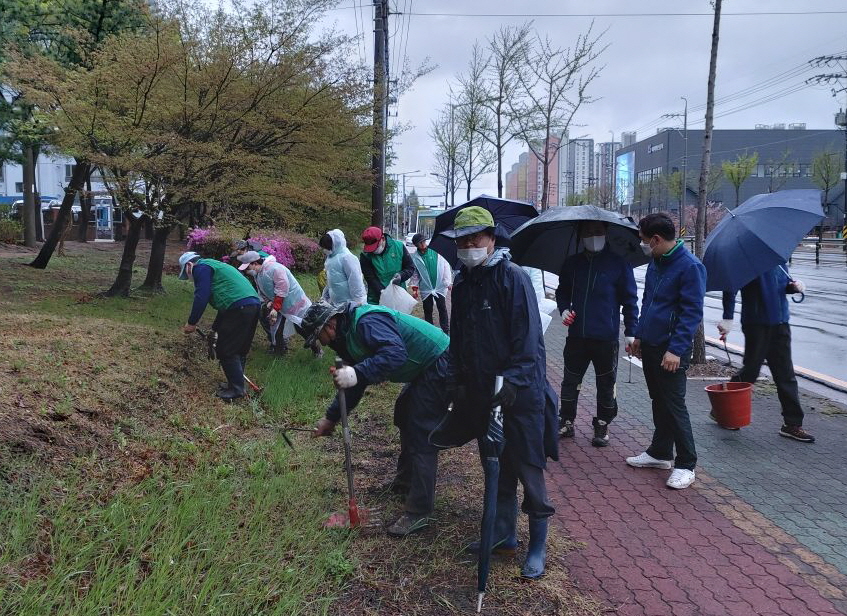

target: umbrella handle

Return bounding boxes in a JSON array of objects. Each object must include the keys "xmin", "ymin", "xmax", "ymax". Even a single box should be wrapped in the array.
[{"xmin": 791, "ymin": 292, "xmax": 804, "ymax": 303}]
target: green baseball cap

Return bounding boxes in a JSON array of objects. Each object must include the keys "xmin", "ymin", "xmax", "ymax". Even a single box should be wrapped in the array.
[{"xmin": 440, "ymin": 206, "xmax": 495, "ymax": 239}]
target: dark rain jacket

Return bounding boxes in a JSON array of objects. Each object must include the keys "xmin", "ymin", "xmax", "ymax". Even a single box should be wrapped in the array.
[
  {"xmin": 432, "ymin": 249, "xmax": 559, "ymax": 469},
  {"xmin": 722, "ymin": 264, "xmax": 792, "ymax": 326}
]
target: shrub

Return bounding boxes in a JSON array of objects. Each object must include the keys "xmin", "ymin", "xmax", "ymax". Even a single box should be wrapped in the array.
[
  {"xmin": 285, "ymin": 235, "xmax": 323, "ymax": 274},
  {"xmin": 186, "ymin": 227, "xmax": 235, "ymax": 260},
  {"xmin": 0, "ymin": 219, "xmax": 23, "ymax": 244},
  {"xmin": 251, "ymin": 234, "xmax": 295, "ymax": 269}
]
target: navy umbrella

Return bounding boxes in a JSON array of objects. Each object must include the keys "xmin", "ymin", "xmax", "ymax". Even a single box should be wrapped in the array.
[
  {"xmin": 703, "ymin": 189, "xmax": 823, "ymax": 292},
  {"xmin": 429, "ymin": 195, "xmax": 539, "ymax": 267},
  {"xmin": 509, "ymin": 204, "xmax": 648, "ymax": 273},
  {"xmin": 477, "ymin": 376, "xmax": 506, "ymax": 614}
]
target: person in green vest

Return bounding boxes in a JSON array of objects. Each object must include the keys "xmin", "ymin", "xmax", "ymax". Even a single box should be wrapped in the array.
[
  {"xmin": 359, "ymin": 226, "xmax": 415, "ymax": 304},
  {"xmin": 178, "ymin": 251, "xmax": 261, "ymax": 401},
  {"xmin": 303, "ymin": 299, "xmax": 451, "ymax": 537},
  {"xmin": 409, "ymin": 233, "xmax": 452, "ymax": 334}
]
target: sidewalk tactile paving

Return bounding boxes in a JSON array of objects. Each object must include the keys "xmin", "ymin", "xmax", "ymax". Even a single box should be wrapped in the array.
[{"xmin": 544, "ymin": 319, "xmax": 847, "ymax": 615}]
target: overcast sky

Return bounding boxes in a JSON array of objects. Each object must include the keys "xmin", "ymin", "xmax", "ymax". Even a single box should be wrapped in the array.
[{"xmin": 320, "ymin": 0, "xmax": 847, "ymax": 205}]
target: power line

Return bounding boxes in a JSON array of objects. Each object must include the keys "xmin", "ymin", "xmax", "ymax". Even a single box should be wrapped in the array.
[{"xmin": 404, "ymin": 10, "xmax": 847, "ymax": 18}]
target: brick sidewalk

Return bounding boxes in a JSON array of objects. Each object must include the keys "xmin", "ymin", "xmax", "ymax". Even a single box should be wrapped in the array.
[{"xmin": 544, "ymin": 320, "xmax": 847, "ymax": 616}]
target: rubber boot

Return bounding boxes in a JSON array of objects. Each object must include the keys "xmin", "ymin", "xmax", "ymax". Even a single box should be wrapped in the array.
[
  {"xmin": 520, "ymin": 517, "xmax": 548, "ymax": 579},
  {"xmin": 217, "ymin": 356, "xmax": 245, "ymax": 400},
  {"xmin": 466, "ymin": 494, "xmax": 518, "ymax": 555}
]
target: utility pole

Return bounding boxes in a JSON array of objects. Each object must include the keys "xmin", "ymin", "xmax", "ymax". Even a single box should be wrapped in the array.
[
  {"xmin": 808, "ymin": 53, "xmax": 847, "ymax": 226},
  {"xmin": 663, "ymin": 96, "xmax": 689, "ymax": 234},
  {"xmin": 608, "ymin": 130, "xmax": 615, "ymax": 210},
  {"xmin": 370, "ymin": 0, "xmax": 389, "ymax": 227}
]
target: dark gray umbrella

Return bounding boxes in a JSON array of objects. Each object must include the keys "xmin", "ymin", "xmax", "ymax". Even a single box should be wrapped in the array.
[
  {"xmin": 509, "ymin": 205, "xmax": 648, "ymax": 273},
  {"xmin": 477, "ymin": 376, "xmax": 506, "ymax": 613}
]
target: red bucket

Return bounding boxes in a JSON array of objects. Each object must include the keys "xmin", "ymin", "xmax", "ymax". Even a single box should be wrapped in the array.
[{"xmin": 705, "ymin": 382, "xmax": 753, "ymax": 429}]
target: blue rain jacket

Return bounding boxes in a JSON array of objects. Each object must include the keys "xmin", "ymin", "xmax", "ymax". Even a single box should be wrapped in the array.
[
  {"xmin": 722, "ymin": 264, "xmax": 792, "ymax": 326},
  {"xmin": 322, "ymin": 229, "xmax": 367, "ymax": 306}
]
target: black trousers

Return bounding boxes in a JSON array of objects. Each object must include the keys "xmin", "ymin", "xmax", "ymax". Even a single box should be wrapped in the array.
[
  {"xmin": 213, "ymin": 303, "xmax": 260, "ymax": 359},
  {"xmin": 559, "ymin": 336, "xmax": 619, "ymax": 423},
  {"xmin": 732, "ymin": 322, "xmax": 804, "ymax": 427},
  {"xmin": 642, "ymin": 343, "xmax": 697, "ymax": 471},
  {"xmin": 422, "ymin": 294, "xmax": 449, "ymax": 334},
  {"xmin": 479, "ymin": 441, "xmax": 554, "ymax": 520}
]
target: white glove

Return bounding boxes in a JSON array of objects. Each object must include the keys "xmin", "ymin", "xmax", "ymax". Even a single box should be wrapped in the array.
[
  {"xmin": 717, "ymin": 319, "xmax": 734, "ymax": 340},
  {"xmin": 625, "ymin": 337, "xmax": 635, "ymax": 354},
  {"xmin": 791, "ymin": 280, "xmax": 806, "ymax": 293},
  {"xmin": 333, "ymin": 366, "xmax": 358, "ymax": 389},
  {"xmin": 268, "ymin": 309, "xmax": 279, "ymax": 325},
  {"xmin": 562, "ymin": 310, "xmax": 576, "ymax": 326}
]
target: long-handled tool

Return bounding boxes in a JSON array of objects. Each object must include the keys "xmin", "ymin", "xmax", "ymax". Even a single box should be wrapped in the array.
[
  {"xmin": 722, "ymin": 339, "xmax": 733, "ymax": 367},
  {"xmin": 324, "ymin": 357, "xmax": 378, "ymax": 529}
]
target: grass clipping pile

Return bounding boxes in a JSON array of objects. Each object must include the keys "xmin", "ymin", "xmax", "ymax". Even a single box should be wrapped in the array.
[{"xmin": 325, "ymin": 385, "xmax": 599, "ymax": 616}]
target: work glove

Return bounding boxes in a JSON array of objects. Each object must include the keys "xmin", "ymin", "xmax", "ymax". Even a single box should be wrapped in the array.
[
  {"xmin": 391, "ymin": 273, "xmax": 403, "ymax": 285},
  {"xmin": 789, "ymin": 279, "xmax": 806, "ymax": 294},
  {"xmin": 490, "ymin": 380, "xmax": 517, "ymax": 409},
  {"xmin": 717, "ymin": 319, "xmax": 734, "ymax": 341},
  {"xmin": 268, "ymin": 309, "xmax": 279, "ymax": 325},
  {"xmin": 562, "ymin": 310, "xmax": 576, "ymax": 327},
  {"xmin": 625, "ymin": 337, "xmax": 635, "ymax": 355},
  {"xmin": 410, "ymin": 285, "xmax": 419, "ymax": 300},
  {"xmin": 332, "ymin": 365, "xmax": 357, "ymax": 389},
  {"xmin": 312, "ymin": 417, "xmax": 337, "ymax": 437}
]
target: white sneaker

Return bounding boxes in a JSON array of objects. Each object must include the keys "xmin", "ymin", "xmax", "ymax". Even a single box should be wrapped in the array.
[
  {"xmin": 625, "ymin": 452, "xmax": 673, "ymax": 470},
  {"xmin": 666, "ymin": 468, "xmax": 696, "ymax": 489}
]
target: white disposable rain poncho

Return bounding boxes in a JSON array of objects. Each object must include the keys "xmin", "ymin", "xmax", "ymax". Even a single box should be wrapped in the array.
[
  {"xmin": 256, "ymin": 260, "xmax": 312, "ymax": 322},
  {"xmin": 321, "ymin": 229, "xmax": 367, "ymax": 306},
  {"xmin": 411, "ymin": 247, "xmax": 452, "ymax": 300}
]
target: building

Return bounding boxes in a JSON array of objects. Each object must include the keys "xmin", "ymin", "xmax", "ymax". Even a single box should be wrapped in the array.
[
  {"xmin": 1, "ymin": 155, "xmax": 108, "ymax": 202},
  {"xmin": 614, "ymin": 126, "xmax": 845, "ymax": 227},
  {"xmin": 621, "ymin": 131, "xmax": 637, "ymax": 147},
  {"xmin": 569, "ymin": 138, "xmax": 594, "ymax": 197},
  {"xmin": 504, "ymin": 136, "xmax": 561, "ymax": 208},
  {"xmin": 594, "ymin": 141, "xmax": 621, "ymax": 204}
]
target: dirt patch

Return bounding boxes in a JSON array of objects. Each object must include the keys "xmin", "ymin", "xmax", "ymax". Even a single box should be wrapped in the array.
[{"xmin": 687, "ymin": 359, "xmax": 736, "ymax": 379}]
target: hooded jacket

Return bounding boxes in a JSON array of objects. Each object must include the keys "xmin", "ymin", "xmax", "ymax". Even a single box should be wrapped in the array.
[
  {"xmin": 255, "ymin": 259, "xmax": 311, "ymax": 321},
  {"xmin": 432, "ymin": 248, "xmax": 559, "ymax": 468},
  {"xmin": 321, "ymin": 229, "xmax": 367, "ymax": 306}
]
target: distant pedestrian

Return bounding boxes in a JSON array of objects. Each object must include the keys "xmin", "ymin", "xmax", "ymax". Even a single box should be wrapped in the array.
[
  {"xmin": 718, "ymin": 264, "xmax": 814, "ymax": 443},
  {"xmin": 555, "ymin": 220, "xmax": 639, "ymax": 446},
  {"xmin": 359, "ymin": 226, "xmax": 414, "ymax": 304},
  {"xmin": 409, "ymin": 233, "xmax": 452, "ymax": 334},
  {"xmin": 626, "ymin": 213, "xmax": 705, "ymax": 490},
  {"xmin": 319, "ymin": 229, "xmax": 367, "ymax": 306}
]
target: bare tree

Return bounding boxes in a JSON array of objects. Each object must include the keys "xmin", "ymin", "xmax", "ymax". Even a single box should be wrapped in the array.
[
  {"xmin": 472, "ymin": 23, "xmax": 532, "ymax": 198},
  {"xmin": 429, "ymin": 105, "xmax": 465, "ymax": 206},
  {"xmin": 511, "ymin": 26, "xmax": 605, "ymax": 210},
  {"xmin": 764, "ymin": 150, "xmax": 796, "ymax": 194},
  {"xmin": 811, "ymin": 150, "xmax": 843, "ymax": 216},
  {"xmin": 693, "ymin": 0, "xmax": 723, "ymax": 364},
  {"xmin": 455, "ymin": 45, "xmax": 497, "ymax": 201}
]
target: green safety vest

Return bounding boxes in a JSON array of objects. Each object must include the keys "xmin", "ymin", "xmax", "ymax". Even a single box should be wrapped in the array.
[
  {"xmin": 346, "ymin": 304, "xmax": 449, "ymax": 383},
  {"xmin": 362, "ymin": 237, "xmax": 407, "ymax": 303},
  {"xmin": 198, "ymin": 258, "xmax": 259, "ymax": 311}
]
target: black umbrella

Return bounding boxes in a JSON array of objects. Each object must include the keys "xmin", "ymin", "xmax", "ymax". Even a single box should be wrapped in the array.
[
  {"xmin": 510, "ymin": 205, "xmax": 648, "ymax": 273},
  {"xmin": 477, "ymin": 376, "xmax": 506, "ymax": 613},
  {"xmin": 429, "ymin": 195, "xmax": 539, "ymax": 267}
]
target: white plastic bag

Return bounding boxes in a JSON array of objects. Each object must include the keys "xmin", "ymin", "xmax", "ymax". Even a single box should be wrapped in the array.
[
  {"xmin": 537, "ymin": 297, "xmax": 558, "ymax": 316},
  {"xmin": 539, "ymin": 311, "xmax": 553, "ymax": 334},
  {"xmin": 380, "ymin": 284, "xmax": 417, "ymax": 314}
]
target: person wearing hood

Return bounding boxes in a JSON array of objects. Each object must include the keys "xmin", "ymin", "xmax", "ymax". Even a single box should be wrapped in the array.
[
  {"xmin": 359, "ymin": 226, "xmax": 415, "ymax": 304},
  {"xmin": 320, "ymin": 229, "xmax": 367, "ymax": 306},
  {"xmin": 409, "ymin": 233, "xmax": 452, "ymax": 334},
  {"xmin": 626, "ymin": 213, "xmax": 705, "ymax": 490},
  {"xmin": 431, "ymin": 206, "xmax": 558, "ymax": 580},
  {"xmin": 303, "ymin": 300, "xmax": 451, "ymax": 537},
  {"xmin": 236, "ymin": 251, "xmax": 319, "ymax": 356},
  {"xmin": 178, "ymin": 251, "xmax": 261, "ymax": 400},
  {"xmin": 555, "ymin": 220, "xmax": 639, "ymax": 446}
]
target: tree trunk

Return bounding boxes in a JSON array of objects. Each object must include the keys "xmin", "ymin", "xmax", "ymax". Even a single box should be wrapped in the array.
[
  {"xmin": 22, "ymin": 145, "xmax": 37, "ymax": 248},
  {"xmin": 139, "ymin": 224, "xmax": 171, "ymax": 292},
  {"xmin": 78, "ymin": 172, "xmax": 93, "ymax": 242},
  {"xmin": 103, "ymin": 215, "xmax": 143, "ymax": 297},
  {"xmin": 693, "ymin": 0, "xmax": 722, "ymax": 364},
  {"xmin": 29, "ymin": 162, "xmax": 90, "ymax": 269}
]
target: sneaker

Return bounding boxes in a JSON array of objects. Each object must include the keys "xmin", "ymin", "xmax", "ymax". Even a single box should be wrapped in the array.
[
  {"xmin": 779, "ymin": 425, "xmax": 815, "ymax": 443},
  {"xmin": 559, "ymin": 420, "xmax": 575, "ymax": 438},
  {"xmin": 386, "ymin": 512, "xmax": 431, "ymax": 537},
  {"xmin": 625, "ymin": 452, "xmax": 673, "ymax": 470},
  {"xmin": 666, "ymin": 468, "xmax": 696, "ymax": 489},
  {"xmin": 592, "ymin": 419, "xmax": 610, "ymax": 447},
  {"xmin": 709, "ymin": 412, "xmax": 739, "ymax": 431}
]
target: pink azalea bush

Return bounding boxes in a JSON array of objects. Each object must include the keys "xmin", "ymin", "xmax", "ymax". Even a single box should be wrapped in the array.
[
  {"xmin": 184, "ymin": 227, "xmax": 322, "ymax": 272},
  {"xmin": 251, "ymin": 234, "xmax": 295, "ymax": 269}
]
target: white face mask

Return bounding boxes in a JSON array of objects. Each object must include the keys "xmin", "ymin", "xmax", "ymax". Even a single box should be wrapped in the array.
[
  {"xmin": 583, "ymin": 236, "xmax": 606, "ymax": 253},
  {"xmin": 322, "ymin": 248, "xmax": 332, "ymax": 256},
  {"xmin": 640, "ymin": 241, "xmax": 653, "ymax": 257},
  {"xmin": 374, "ymin": 239, "xmax": 386, "ymax": 255},
  {"xmin": 457, "ymin": 247, "xmax": 489, "ymax": 268}
]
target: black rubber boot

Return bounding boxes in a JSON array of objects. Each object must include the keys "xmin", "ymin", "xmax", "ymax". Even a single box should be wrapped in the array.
[
  {"xmin": 466, "ymin": 494, "xmax": 519, "ymax": 555},
  {"xmin": 520, "ymin": 517, "xmax": 548, "ymax": 579},
  {"xmin": 217, "ymin": 356, "xmax": 245, "ymax": 400}
]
